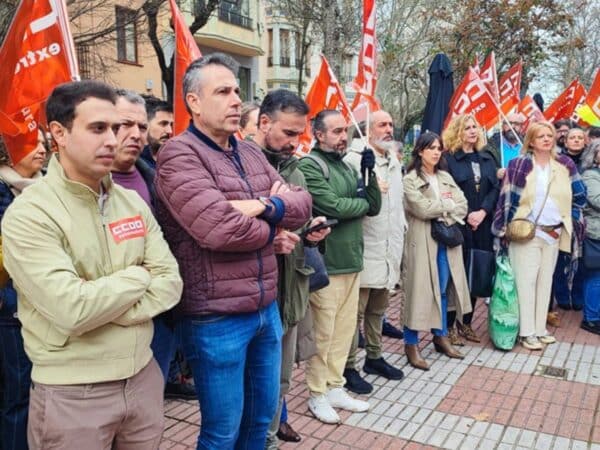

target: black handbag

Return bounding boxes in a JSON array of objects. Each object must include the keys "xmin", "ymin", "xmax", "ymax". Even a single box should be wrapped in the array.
[
  {"xmin": 431, "ymin": 220, "xmax": 464, "ymax": 248},
  {"xmin": 466, "ymin": 249, "xmax": 496, "ymax": 297},
  {"xmin": 583, "ymin": 237, "xmax": 600, "ymax": 270},
  {"xmin": 304, "ymin": 246, "xmax": 329, "ymax": 292}
]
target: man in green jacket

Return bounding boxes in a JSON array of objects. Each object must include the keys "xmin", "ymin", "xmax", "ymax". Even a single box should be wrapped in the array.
[
  {"xmin": 299, "ymin": 109, "xmax": 381, "ymax": 424},
  {"xmin": 2, "ymin": 81, "xmax": 183, "ymax": 449},
  {"xmin": 252, "ymin": 89, "xmax": 331, "ymax": 448}
]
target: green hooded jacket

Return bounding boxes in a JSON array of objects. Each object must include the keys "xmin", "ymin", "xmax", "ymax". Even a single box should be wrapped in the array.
[{"xmin": 298, "ymin": 147, "xmax": 381, "ymax": 275}]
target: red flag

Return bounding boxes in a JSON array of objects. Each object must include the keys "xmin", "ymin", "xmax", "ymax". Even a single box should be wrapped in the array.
[
  {"xmin": 479, "ymin": 52, "xmax": 499, "ymax": 102},
  {"xmin": 543, "ymin": 79, "xmax": 587, "ymax": 123},
  {"xmin": 518, "ymin": 95, "xmax": 544, "ymax": 130},
  {"xmin": 169, "ymin": 0, "xmax": 202, "ymax": 136},
  {"xmin": 0, "ymin": 0, "xmax": 78, "ymax": 164},
  {"xmin": 350, "ymin": 0, "xmax": 380, "ymax": 121},
  {"xmin": 498, "ymin": 60, "xmax": 522, "ymax": 115},
  {"xmin": 444, "ymin": 68, "xmax": 502, "ymax": 130},
  {"xmin": 585, "ymin": 69, "xmax": 600, "ymax": 115},
  {"xmin": 298, "ymin": 55, "xmax": 351, "ymax": 153}
]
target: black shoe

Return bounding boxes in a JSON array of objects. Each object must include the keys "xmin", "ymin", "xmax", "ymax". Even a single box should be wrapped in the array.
[
  {"xmin": 358, "ymin": 331, "xmax": 365, "ymax": 348},
  {"xmin": 572, "ymin": 304, "xmax": 583, "ymax": 311},
  {"xmin": 382, "ymin": 319, "xmax": 404, "ymax": 339},
  {"xmin": 364, "ymin": 357, "xmax": 404, "ymax": 380},
  {"xmin": 557, "ymin": 303, "xmax": 572, "ymax": 311},
  {"xmin": 343, "ymin": 368, "xmax": 373, "ymax": 394},
  {"xmin": 165, "ymin": 382, "xmax": 197, "ymax": 400},
  {"xmin": 581, "ymin": 320, "xmax": 600, "ymax": 335}
]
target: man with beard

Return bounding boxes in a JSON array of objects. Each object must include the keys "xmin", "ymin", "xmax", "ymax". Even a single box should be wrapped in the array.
[
  {"xmin": 554, "ymin": 119, "xmax": 573, "ymax": 154},
  {"xmin": 299, "ymin": 110, "xmax": 381, "ymax": 424},
  {"xmin": 488, "ymin": 112, "xmax": 526, "ymax": 178},
  {"xmin": 140, "ymin": 97, "xmax": 173, "ymax": 169},
  {"xmin": 252, "ymin": 89, "xmax": 331, "ymax": 448},
  {"xmin": 342, "ymin": 110, "xmax": 406, "ymax": 394}
]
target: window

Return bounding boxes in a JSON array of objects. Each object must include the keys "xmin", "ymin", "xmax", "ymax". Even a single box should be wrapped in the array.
[
  {"xmin": 267, "ymin": 29, "xmax": 273, "ymax": 67},
  {"xmin": 116, "ymin": 7, "xmax": 138, "ymax": 64},
  {"xmin": 76, "ymin": 43, "xmax": 91, "ymax": 79},
  {"xmin": 238, "ymin": 67, "xmax": 251, "ymax": 101},
  {"xmin": 219, "ymin": 0, "xmax": 253, "ymax": 29},
  {"xmin": 280, "ymin": 30, "xmax": 290, "ymax": 67}
]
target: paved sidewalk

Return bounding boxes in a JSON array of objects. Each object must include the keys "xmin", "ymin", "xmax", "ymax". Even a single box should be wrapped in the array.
[{"xmin": 160, "ymin": 294, "xmax": 600, "ymax": 449}]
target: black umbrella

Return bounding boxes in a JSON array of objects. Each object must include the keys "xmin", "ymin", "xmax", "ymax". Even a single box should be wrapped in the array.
[{"xmin": 421, "ymin": 53, "xmax": 454, "ymax": 135}]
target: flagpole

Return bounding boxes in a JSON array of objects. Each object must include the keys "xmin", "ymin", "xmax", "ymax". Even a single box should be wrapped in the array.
[{"xmin": 365, "ymin": 102, "xmax": 370, "ymax": 186}]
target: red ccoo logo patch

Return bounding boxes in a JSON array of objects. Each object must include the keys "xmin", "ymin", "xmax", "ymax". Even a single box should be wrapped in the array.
[{"xmin": 108, "ymin": 215, "xmax": 146, "ymax": 244}]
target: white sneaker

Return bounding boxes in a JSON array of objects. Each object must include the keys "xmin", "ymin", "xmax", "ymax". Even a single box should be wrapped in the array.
[
  {"xmin": 308, "ymin": 394, "xmax": 341, "ymax": 424},
  {"xmin": 326, "ymin": 387, "xmax": 370, "ymax": 412},
  {"xmin": 538, "ymin": 334, "xmax": 557, "ymax": 344},
  {"xmin": 521, "ymin": 335, "xmax": 543, "ymax": 350}
]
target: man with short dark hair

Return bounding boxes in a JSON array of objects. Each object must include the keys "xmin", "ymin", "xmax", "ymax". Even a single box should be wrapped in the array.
[
  {"xmin": 554, "ymin": 119, "xmax": 573, "ymax": 153},
  {"xmin": 2, "ymin": 80, "xmax": 182, "ymax": 449},
  {"xmin": 253, "ymin": 89, "xmax": 330, "ymax": 448},
  {"xmin": 140, "ymin": 96, "xmax": 173, "ymax": 169},
  {"xmin": 299, "ymin": 109, "xmax": 381, "ymax": 424},
  {"xmin": 155, "ymin": 54, "xmax": 312, "ymax": 448}
]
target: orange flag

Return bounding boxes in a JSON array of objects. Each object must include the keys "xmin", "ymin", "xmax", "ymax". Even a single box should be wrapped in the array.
[
  {"xmin": 544, "ymin": 79, "xmax": 587, "ymax": 123},
  {"xmin": 445, "ymin": 67, "xmax": 502, "ymax": 130},
  {"xmin": 479, "ymin": 52, "xmax": 499, "ymax": 102},
  {"xmin": 577, "ymin": 69, "xmax": 600, "ymax": 124},
  {"xmin": 518, "ymin": 95, "xmax": 544, "ymax": 131},
  {"xmin": 0, "ymin": 0, "xmax": 78, "ymax": 164},
  {"xmin": 498, "ymin": 60, "xmax": 522, "ymax": 115},
  {"xmin": 169, "ymin": 0, "xmax": 202, "ymax": 136},
  {"xmin": 298, "ymin": 55, "xmax": 351, "ymax": 154},
  {"xmin": 350, "ymin": 0, "xmax": 380, "ymax": 121}
]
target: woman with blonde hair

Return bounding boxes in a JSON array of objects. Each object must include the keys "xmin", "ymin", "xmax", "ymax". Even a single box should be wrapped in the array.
[
  {"xmin": 492, "ymin": 121, "xmax": 586, "ymax": 350},
  {"xmin": 442, "ymin": 114, "xmax": 499, "ymax": 344}
]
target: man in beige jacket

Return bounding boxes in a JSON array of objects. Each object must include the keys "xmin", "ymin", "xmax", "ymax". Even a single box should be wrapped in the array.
[
  {"xmin": 343, "ymin": 110, "xmax": 406, "ymax": 394},
  {"xmin": 2, "ymin": 80, "xmax": 183, "ymax": 450}
]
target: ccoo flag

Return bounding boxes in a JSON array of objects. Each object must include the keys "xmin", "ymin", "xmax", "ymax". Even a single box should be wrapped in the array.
[
  {"xmin": 169, "ymin": 0, "xmax": 202, "ymax": 136},
  {"xmin": 0, "ymin": 0, "xmax": 78, "ymax": 164}
]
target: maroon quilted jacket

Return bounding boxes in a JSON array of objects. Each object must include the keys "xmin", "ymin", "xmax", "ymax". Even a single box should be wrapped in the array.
[{"xmin": 155, "ymin": 125, "xmax": 312, "ymax": 316}]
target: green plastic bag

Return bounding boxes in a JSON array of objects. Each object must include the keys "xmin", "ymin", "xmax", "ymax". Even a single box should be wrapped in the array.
[{"xmin": 488, "ymin": 254, "xmax": 520, "ymax": 350}]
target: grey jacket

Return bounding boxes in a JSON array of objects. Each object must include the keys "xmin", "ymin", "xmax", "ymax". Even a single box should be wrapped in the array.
[{"xmin": 583, "ymin": 167, "xmax": 600, "ymax": 240}]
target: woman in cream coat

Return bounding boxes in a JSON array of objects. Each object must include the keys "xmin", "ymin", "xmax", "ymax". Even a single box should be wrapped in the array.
[{"xmin": 402, "ymin": 132, "xmax": 472, "ymax": 370}]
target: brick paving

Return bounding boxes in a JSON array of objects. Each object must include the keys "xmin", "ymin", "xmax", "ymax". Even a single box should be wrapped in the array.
[{"xmin": 160, "ymin": 293, "xmax": 600, "ymax": 449}]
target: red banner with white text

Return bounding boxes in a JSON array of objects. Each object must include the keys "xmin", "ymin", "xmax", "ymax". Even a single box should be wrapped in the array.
[
  {"xmin": 0, "ymin": 0, "xmax": 78, "ymax": 164},
  {"xmin": 479, "ymin": 52, "xmax": 499, "ymax": 102},
  {"xmin": 544, "ymin": 79, "xmax": 586, "ymax": 124},
  {"xmin": 518, "ymin": 95, "xmax": 544, "ymax": 130},
  {"xmin": 498, "ymin": 60, "xmax": 522, "ymax": 115}
]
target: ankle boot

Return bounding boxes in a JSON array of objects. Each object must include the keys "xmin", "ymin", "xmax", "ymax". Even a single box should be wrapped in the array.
[
  {"xmin": 433, "ymin": 335, "xmax": 465, "ymax": 359},
  {"xmin": 405, "ymin": 344, "xmax": 430, "ymax": 371}
]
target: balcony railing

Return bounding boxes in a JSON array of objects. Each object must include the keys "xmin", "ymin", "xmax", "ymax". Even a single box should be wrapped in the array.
[
  {"xmin": 280, "ymin": 57, "xmax": 290, "ymax": 67},
  {"xmin": 218, "ymin": 5, "xmax": 253, "ymax": 30},
  {"xmin": 268, "ymin": 57, "xmax": 273, "ymax": 67}
]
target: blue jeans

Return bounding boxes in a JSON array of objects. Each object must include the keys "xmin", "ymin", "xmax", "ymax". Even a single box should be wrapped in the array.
[
  {"xmin": 552, "ymin": 252, "xmax": 585, "ymax": 309},
  {"xmin": 0, "ymin": 324, "xmax": 31, "ymax": 450},
  {"xmin": 150, "ymin": 313, "xmax": 177, "ymax": 383},
  {"xmin": 280, "ymin": 399, "xmax": 287, "ymax": 423},
  {"xmin": 179, "ymin": 301, "xmax": 283, "ymax": 450},
  {"xmin": 404, "ymin": 246, "xmax": 450, "ymax": 345},
  {"xmin": 584, "ymin": 269, "xmax": 600, "ymax": 322}
]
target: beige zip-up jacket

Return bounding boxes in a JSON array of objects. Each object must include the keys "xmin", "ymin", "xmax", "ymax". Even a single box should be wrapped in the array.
[{"xmin": 2, "ymin": 155, "xmax": 182, "ymax": 384}]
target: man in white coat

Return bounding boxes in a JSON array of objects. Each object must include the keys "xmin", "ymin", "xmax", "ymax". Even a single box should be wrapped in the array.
[{"xmin": 343, "ymin": 110, "xmax": 407, "ymax": 394}]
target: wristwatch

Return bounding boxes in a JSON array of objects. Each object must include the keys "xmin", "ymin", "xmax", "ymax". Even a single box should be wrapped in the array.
[{"xmin": 258, "ymin": 196, "xmax": 273, "ymax": 216}]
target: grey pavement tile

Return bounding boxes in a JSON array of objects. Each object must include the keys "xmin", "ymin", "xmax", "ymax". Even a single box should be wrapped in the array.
[
  {"xmin": 442, "ymin": 431, "xmax": 466, "ymax": 449},
  {"xmin": 460, "ymin": 435, "xmax": 481, "ymax": 450},
  {"xmin": 412, "ymin": 407, "xmax": 432, "ymax": 424},
  {"xmin": 439, "ymin": 414, "xmax": 460, "ymax": 430},
  {"xmin": 344, "ymin": 412, "xmax": 362, "ymax": 427},
  {"xmin": 399, "ymin": 390, "xmax": 417, "ymax": 404},
  {"xmin": 386, "ymin": 418, "xmax": 407, "ymax": 436},
  {"xmin": 571, "ymin": 441, "xmax": 588, "ymax": 450},
  {"xmin": 372, "ymin": 400, "xmax": 392, "ymax": 415},
  {"xmin": 398, "ymin": 405, "xmax": 418, "ymax": 421},
  {"xmin": 371, "ymin": 415, "xmax": 393, "ymax": 433},
  {"xmin": 412, "ymin": 393, "xmax": 430, "ymax": 408},
  {"xmin": 467, "ymin": 421, "xmax": 488, "ymax": 438},
  {"xmin": 423, "ymin": 395, "xmax": 443, "ymax": 410},
  {"xmin": 590, "ymin": 444, "xmax": 600, "ymax": 450},
  {"xmin": 454, "ymin": 417, "xmax": 475, "ymax": 434},
  {"xmin": 518, "ymin": 430, "xmax": 536, "ymax": 448},
  {"xmin": 485, "ymin": 423, "xmax": 504, "ymax": 441},
  {"xmin": 534, "ymin": 432, "xmax": 553, "ymax": 450},
  {"xmin": 427, "ymin": 428, "xmax": 449, "ymax": 447},
  {"xmin": 412, "ymin": 424, "xmax": 436, "ymax": 444},
  {"xmin": 480, "ymin": 438, "xmax": 499, "ymax": 449},
  {"xmin": 424, "ymin": 410, "xmax": 445, "ymax": 427},
  {"xmin": 500, "ymin": 427, "xmax": 521, "ymax": 445},
  {"xmin": 497, "ymin": 444, "xmax": 514, "ymax": 450},
  {"xmin": 383, "ymin": 402, "xmax": 404, "ymax": 418},
  {"xmin": 373, "ymin": 386, "xmax": 392, "ymax": 400},
  {"xmin": 552, "ymin": 436, "xmax": 571, "ymax": 450},
  {"xmin": 398, "ymin": 421, "xmax": 420, "ymax": 440},
  {"xmin": 357, "ymin": 413, "xmax": 378, "ymax": 429}
]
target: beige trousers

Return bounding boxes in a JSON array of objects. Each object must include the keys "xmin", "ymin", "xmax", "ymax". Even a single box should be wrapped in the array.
[
  {"xmin": 28, "ymin": 359, "xmax": 164, "ymax": 450},
  {"xmin": 509, "ymin": 237, "xmax": 560, "ymax": 338},
  {"xmin": 306, "ymin": 273, "xmax": 360, "ymax": 395},
  {"xmin": 346, "ymin": 287, "xmax": 390, "ymax": 368}
]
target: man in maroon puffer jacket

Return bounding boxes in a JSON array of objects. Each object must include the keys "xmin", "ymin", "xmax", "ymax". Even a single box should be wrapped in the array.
[{"xmin": 155, "ymin": 53, "xmax": 312, "ymax": 450}]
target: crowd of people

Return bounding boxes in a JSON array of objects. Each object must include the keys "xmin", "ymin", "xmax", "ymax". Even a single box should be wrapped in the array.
[{"xmin": 0, "ymin": 52, "xmax": 598, "ymax": 450}]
